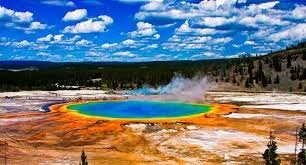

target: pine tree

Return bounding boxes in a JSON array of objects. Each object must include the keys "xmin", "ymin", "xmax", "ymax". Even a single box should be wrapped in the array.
[
  {"xmin": 303, "ymin": 51, "xmax": 306, "ymax": 60},
  {"xmin": 272, "ymin": 56, "xmax": 282, "ymax": 72},
  {"xmin": 245, "ymin": 78, "xmax": 250, "ymax": 88},
  {"xmin": 298, "ymin": 82, "xmax": 303, "ymax": 90},
  {"xmin": 262, "ymin": 131, "xmax": 281, "ymax": 165},
  {"xmin": 80, "ymin": 149, "xmax": 88, "ymax": 165},
  {"xmin": 232, "ymin": 76, "xmax": 237, "ymax": 84},
  {"xmin": 262, "ymin": 73, "xmax": 268, "ymax": 87},
  {"xmin": 297, "ymin": 122, "xmax": 306, "ymax": 165},
  {"xmin": 268, "ymin": 76, "xmax": 272, "ymax": 84},
  {"xmin": 287, "ymin": 55, "xmax": 292, "ymax": 68},
  {"xmin": 297, "ymin": 149, "xmax": 306, "ymax": 165},
  {"xmin": 258, "ymin": 60, "xmax": 264, "ymax": 81},
  {"xmin": 274, "ymin": 75, "xmax": 280, "ymax": 84}
]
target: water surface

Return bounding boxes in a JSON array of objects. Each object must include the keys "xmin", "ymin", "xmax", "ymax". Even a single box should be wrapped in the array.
[{"xmin": 67, "ymin": 100, "xmax": 212, "ymax": 119}]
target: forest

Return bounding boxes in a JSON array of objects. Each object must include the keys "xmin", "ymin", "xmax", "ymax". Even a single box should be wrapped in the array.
[{"xmin": 0, "ymin": 42, "xmax": 305, "ymax": 92}]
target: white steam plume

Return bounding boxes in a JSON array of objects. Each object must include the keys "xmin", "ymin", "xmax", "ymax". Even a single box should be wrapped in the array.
[{"xmin": 129, "ymin": 74, "xmax": 209, "ymax": 102}]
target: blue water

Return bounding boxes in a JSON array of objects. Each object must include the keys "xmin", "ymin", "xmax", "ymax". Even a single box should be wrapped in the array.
[{"xmin": 67, "ymin": 100, "xmax": 212, "ymax": 119}]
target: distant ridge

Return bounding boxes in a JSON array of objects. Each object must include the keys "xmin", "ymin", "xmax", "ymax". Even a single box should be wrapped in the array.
[{"xmin": 0, "ymin": 61, "xmax": 56, "ymax": 70}]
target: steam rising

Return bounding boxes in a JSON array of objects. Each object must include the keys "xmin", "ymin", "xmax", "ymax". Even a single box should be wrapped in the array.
[{"xmin": 129, "ymin": 75, "xmax": 209, "ymax": 102}]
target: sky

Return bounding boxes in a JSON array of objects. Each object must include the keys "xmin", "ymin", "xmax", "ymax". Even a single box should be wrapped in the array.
[{"xmin": 0, "ymin": 0, "xmax": 305, "ymax": 62}]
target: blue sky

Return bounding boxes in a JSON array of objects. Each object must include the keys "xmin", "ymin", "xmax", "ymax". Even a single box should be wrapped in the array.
[{"xmin": 0, "ymin": 0, "xmax": 305, "ymax": 62}]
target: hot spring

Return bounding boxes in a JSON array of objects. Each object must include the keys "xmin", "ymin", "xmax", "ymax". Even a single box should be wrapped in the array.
[{"xmin": 66, "ymin": 100, "xmax": 213, "ymax": 119}]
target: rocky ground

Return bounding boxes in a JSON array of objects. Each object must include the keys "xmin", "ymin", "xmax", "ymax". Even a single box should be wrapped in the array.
[{"xmin": 0, "ymin": 90, "xmax": 305, "ymax": 164}]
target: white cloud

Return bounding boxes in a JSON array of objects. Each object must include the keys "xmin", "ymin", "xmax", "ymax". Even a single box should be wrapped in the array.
[
  {"xmin": 37, "ymin": 52, "xmax": 52, "ymax": 57},
  {"xmin": 41, "ymin": 0, "xmax": 75, "ymax": 7},
  {"xmin": 122, "ymin": 39, "xmax": 135, "ymax": 45},
  {"xmin": 53, "ymin": 34, "xmax": 64, "ymax": 42},
  {"xmin": 29, "ymin": 21, "xmax": 47, "ymax": 30},
  {"xmin": 12, "ymin": 40, "xmax": 32, "ymax": 48},
  {"xmin": 65, "ymin": 1, "xmax": 75, "ymax": 7},
  {"xmin": 198, "ymin": 0, "xmax": 217, "ymax": 11},
  {"xmin": 63, "ymin": 15, "xmax": 113, "ymax": 33},
  {"xmin": 176, "ymin": 21, "xmax": 217, "ymax": 36},
  {"xmin": 134, "ymin": 0, "xmax": 305, "ymax": 56},
  {"xmin": 292, "ymin": 5, "xmax": 306, "ymax": 20},
  {"xmin": 117, "ymin": 0, "xmax": 149, "ymax": 3},
  {"xmin": 141, "ymin": 0, "xmax": 165, "ymax": 11},
  {"xmin": 153, "ymin": 34, "xmax": 160, "ymax": 39},
  {"xmin": 196, "ymin": 17, "xmax": 236, "ymax": 27},
  {"xmin": 269, "ymin": 23, "xmax": 306, "ymax": 42},
  {"xmin": 63, "ymin": 9, "xmax": 87, "ymax": 22},
  {"xmin": 75, "ymin": 39, "xmax": 93, "ymax": 46},
  {"xmin": 101, "ymin": 43, "xmax": 118, "ymax": 49},
  {"xmin": 37, "ymin": 34, "xmax": 85, "ymax": 46},
  {"xmin": 0, "ymin": 6, "xmax": 33, "ymax": 23},
  {"xmin": 37, "ymin": 34, "xmax": 53, "ymax": 42},
  {"xmin": 14, "ymin": 11, "xmax": 33, "ymax": 22},
  {"xmin": 250, "ymin": 1, "xmax": 279, "ymax": 10},
  {"xmin": 114, "ymin": 51, "xmax": 136, "ymax": 57},
  {"xmin": 244, "ymin": 40, "xmax": 256, "ymax": 45},
  {"xmin": 129, "ymin": 22, "xmax": 158, "ymax": 38},
  {"xmin": 0, "ymin": 6, "xmax": 51, "ymax": 33},
  {"xmin": 239, "ymin": 14, "xmax": 289, "ymax": 27},
  {"xmin": 141, "ymin": 43, "xmax": 158, "ymax": 50},
  {"xmin": 67, "ymin": 35, "xmax": 81, "ymax": 42},
  {"xmin": 212, "ymin": 37, "xmax": 232, "ymax": 44},
  {"xmin": 86, "ymin": 51, "xmax": 106, "ymax": 57}
]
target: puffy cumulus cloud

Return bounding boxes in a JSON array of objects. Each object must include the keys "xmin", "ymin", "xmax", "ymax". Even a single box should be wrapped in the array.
[
  {"xmin": 101, "ymin": 43, "xmax": 118, "ymax": 49},
  {"xmin": 0, "ymin": 5, "xmax": 33, "ymax": 23},
  {"xmin": 192, "ymin": 17, "xmax": 236, "ymax": 28},
  {"xmin": 53, "ymin": 34, "xmax": 64, "ymax": 42},
  {"xmin": 5, "ymin": 39, "xmax": 51, "ymax": 51},
  {"xmin": 116, "ymin": 0, "xmax": 149, "ymax": 3},
  {"xmin": 0, "ymin": 6, "xmax": 50, "ymax": 33},
  {"xmin": 147, "ymin": 43, "xmax": 158, "ymax": 49},
  {"xmin": 164, "ymin": 33, "xmax": 231, "ymax": 52},
  {"xmin": 153, "ymin": 34, "xmax": 160, "ymax": 39},
  {"xmin": 128, "ymin": 22, "xmax": 158, "ymax": 38},
  {"xmin": 12, "ymin": 40, "xmax": 32, "ymax": 48},
  {"xmin": 140, "ymin": 43, "xmax": 158, "ymax": 50},
  {"xmin": 140, "ymin": 0, "xmax": 165, "ymax": 11},
  {"xmin": 114, "ymin": 51, "xmax": 136, "ymax": 57},
  {"xmin": 66, "ymin": 35, "xmax": 81, "ymax": 42},
  {"xmin": 135, "ymin": 0, "xmax": 285, "ymax": 27},
  {"xmin": 41, "ymin": 0, "xmax": 75, "ymax": 7},
  {"xmin": 239, "ymin": 14, "xmax": 290, "ymax": 27},
  {"xmin": 248, "ymin": 1, "xmax": 279, "ymax": 10},
  {"xmin": 37, "ymin": 34, "xmax": 88, "ymax": 46},
  {"xmin": 29, "ymin": 22, "xmax": 48, "ymax": 30},
  {"xmin": 244, "ymin": 40, "xmax": 256, "ymax": 45},
  {"xmin": 176, "ymin": 21, "xmax": 218, "ymax": 36},
  {"xmin": 268, "ymin": 23, "xmax": 306, "ymax": 42},
  {"xmin": 122, "ymin": 39, "xmax": 135, "ymax": 45},
  {"xmin": 86, "ymin": 51, "xmax": 106, "ymax": 57},
  {"xmin": 76, "ymin": 39, "xmax": 93, "ymax": 46},
  {"xmin": 37, "ymin": 52, "xmax": 52, "ymax": 57},
  {"xmin": 135, "ymin": 0, "xmax": 240, "ymax": 22},
  {"xmin": 212, "ymin": 37, "xmax": 232, "ymax": 44},
  {"xmin": 63, "ymin": 15, "xmax": 113, "ymax": 33},
  {"xmin": 37, "ymin": 34, "xmax": 53, "ymax": 42},
  {"xmin": 134, "ymin": 0, "xmax": 306, "ymax": 56},
  {"xmin": 291, "ymin": 5, "xmax": 306, "ymax": 20},
  {"xmin": 63, "ymin": 9, "xmax": 87, "ymax": 22},
  {"xmin": 168, "ymin": 35, "xmax": 212, "ymax": 44}
]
